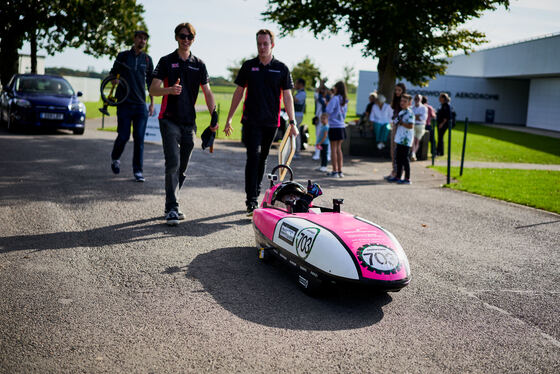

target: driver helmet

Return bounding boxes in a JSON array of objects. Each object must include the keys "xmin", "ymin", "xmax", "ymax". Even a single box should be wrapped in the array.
[{"xmin": 271, "ymin": 181, "xmax": 306, "ymax": 205}]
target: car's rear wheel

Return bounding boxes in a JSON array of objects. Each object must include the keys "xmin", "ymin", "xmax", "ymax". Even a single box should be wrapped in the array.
[{"xmin": 73, "ymin": 127, "xmax": 85, "ymax": 135}]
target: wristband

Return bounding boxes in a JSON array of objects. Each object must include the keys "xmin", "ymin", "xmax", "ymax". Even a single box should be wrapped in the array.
[{"xmin": 289, "ymin": 120, "xmax": 295, "ymax": 126}]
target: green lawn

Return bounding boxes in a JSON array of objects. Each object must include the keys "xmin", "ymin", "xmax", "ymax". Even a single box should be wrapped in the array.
[
  {"xmin": 432, "ymin": 166, "xmax": 560, "ymax": 214},
  {"xmin": 447, "ymin": 122, "xmax": 560, "ymax": 164},
  {"xmin": 87, "ymin": 85, "xmax": 357, "ymax": 142}
]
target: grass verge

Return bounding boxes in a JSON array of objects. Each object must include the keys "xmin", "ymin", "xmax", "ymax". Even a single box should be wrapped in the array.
[
  {"xmin": 448, "ymin": 122, "xmax": 560, "ymax": 164},
  {"xmin": 432, "ymin": 166, "xmax": 560, "ymax": 214}
]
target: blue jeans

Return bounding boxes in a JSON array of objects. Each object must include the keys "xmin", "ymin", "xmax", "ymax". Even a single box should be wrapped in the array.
[
  {"xmin": 111, "ymin": 104, "xmax": 148, "ymax": 173},
  {"xmin": 159, "ymin": 118, "xmax": 196, "ymax": 212}
]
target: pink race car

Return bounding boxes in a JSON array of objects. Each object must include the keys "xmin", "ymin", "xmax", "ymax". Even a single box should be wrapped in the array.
[{"xmin": 252, "ymin": 165, "xmax": 411, "ymax": 294}]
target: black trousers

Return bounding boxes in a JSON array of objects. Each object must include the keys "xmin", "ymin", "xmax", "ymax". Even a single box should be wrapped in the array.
[
  {"xmin": 437, "ymin": 124, "xmax": 448, "ymax": 156},
  {"xmin": 243, "ymin": 125, "xmax": 278, "ymax": 205},
  {"xmin": 396, "ymin": 143, "xmax": 411, "ymax": 180},
  {"xmin": 320, "ymin": 145, "xmax": 328, "ymax": 167}
]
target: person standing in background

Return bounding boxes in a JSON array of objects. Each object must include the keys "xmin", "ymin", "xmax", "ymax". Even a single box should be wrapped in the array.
[
  {"xmin": 411, "ymin": 94, "xmax": 428, "ymax": 161},
  {"xmin": 385, "ymin": 82, "xmax": 406, "ymax": 180},
  {"xmin": 436, "ymin": 92, "xmax": 452, "ymax": 156},
  {"xmin": 325, "ymin": 81, "xmax": 348, "ymax": 178},
  {"xmin": 422, "ymin": 96, "xmax": 437, "ymax": 156},
  {"xmin": 388, "ymin": 94, "xmax": 414, "ymax": 185},
  {"xmin": 110, "ymin": 30, "xmax": 154, "ymax": 182},
  {"xmin": 293, "ymin": 78, "xmax": 306, "ymax": 158}
]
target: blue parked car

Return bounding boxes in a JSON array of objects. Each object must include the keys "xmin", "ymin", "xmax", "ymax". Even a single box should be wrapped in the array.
[{"xmin": 0, "ymin": 74, "xmax": 86, "ymax": 134}]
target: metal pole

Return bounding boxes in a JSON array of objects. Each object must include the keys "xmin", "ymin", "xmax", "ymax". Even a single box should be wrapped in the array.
[
  {"xmin": 431, "ymin": 119, "xmax": 436, "ymax": 167},
  {"xmin": 447, "ymin": 118, "xmax": 451, "ymax": 185},
  {"xmin": 102, "ymin": 112, "xmax": 105, "ymax": 129},
  {"xmin": 460, "ymin": 117, "xmax": 469, "ymax": 176}
]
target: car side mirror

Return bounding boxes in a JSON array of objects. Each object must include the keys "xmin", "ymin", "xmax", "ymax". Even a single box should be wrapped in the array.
[{"xmin": 77, "ymin": 91, "xmax": 83, "ymax": 97}]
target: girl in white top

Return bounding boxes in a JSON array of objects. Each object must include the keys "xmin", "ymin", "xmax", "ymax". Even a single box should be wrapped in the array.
[{"xmin": 369, "ymin": 94, "xmax": 393, "ymax": 150}]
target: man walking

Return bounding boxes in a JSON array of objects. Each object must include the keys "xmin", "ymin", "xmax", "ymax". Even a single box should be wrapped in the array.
[
  {"xmin": 223, "ymin": 29, "xmax": 298, "ymax": 216},
  {"xmin": 110, "ymin": 30, "xmax": 154, "ymax": 182},
  {"xmin": 149, "ymin": 22, "xmax": 217, "ymax": 226}
]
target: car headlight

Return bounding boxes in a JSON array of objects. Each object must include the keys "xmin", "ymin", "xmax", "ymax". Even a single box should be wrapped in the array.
[
  {"xmin": 69, "ymin": 102, "xmax": 86, "ymax": 112},
  {"xmin": 14, "ymin": 98, "xmax": 31, "ymax": 108}
]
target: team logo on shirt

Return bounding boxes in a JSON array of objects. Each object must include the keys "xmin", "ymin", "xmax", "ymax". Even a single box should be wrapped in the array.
[
  {"xmin": 171, "ymin": 63, "xmax": 179, "ymax": 68},
  {"xmin": 252, "ymin": 67, "xmax": 260, "ymax": 71}
]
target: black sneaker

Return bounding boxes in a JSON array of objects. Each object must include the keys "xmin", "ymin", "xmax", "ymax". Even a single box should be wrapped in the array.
[
  {"xmin": 246, "ymin": 202, "xmax": 258, "ymax": 217},
  {"xmin": 165, "ymin": 210, "xmax": 180, "ymax": 226},
  {"xmin": 134, "ymin": 172, "xmax": 145, "ymax": 182},
  {"xmin": 164, "ymin": 210, "xmax": 185, "ymax": 220},
  {"xmin": 111, "ymin": 160, "xmax": 120, "ymax": 174}
]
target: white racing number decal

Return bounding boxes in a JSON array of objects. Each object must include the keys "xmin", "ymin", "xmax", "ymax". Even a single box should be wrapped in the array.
[
  {"xmin": 295, "ymin": 227, "xmax": 320, "ymax": 260},
  {"xmin": 357, "ymin": 244, "xmax": 401, "ymax": 275}
]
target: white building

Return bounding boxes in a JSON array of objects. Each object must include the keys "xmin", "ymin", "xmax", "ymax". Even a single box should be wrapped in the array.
[
  {"xmin": 356, "ymin": 33, "xmax": 560, "ymax": 132},
  {"xmin": 18, "ymin": 54, "xmax": 45, "ymax": 74}
]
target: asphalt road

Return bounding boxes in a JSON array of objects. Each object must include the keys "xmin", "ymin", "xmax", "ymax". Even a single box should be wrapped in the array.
[{"xmin": 1, "ymin": 120, "xmax": 559, "ymax": 373}]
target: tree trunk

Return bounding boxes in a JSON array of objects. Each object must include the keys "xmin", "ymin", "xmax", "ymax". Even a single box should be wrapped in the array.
[
  {"xmin": 31, "ymin": 30, "xmax": 37, "ymax": 74},
  {"xmin": 0, "ymin": 36, "xmax": 23, "ymax": 86},
  {"xmin": 376, "ymin": 48, "xmax": 398, "ymax": 103}
]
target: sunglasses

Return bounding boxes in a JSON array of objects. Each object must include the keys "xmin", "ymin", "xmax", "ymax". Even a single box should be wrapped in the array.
[{"xmin": 177, "ymin": 33, "xmax": 194, "ymax": 41}]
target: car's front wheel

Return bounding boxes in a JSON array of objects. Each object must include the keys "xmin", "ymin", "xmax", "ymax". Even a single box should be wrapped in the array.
[
  {"xmin": 6, "ymin": 110, "xmax": 17, "ymax": 132},
  {"xmin": 73, "ymin": 127, "xmax": 85, "ymax": 135}
]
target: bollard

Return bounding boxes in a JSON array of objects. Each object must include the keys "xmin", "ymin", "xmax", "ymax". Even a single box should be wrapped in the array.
[
  {"xmin": 447, "ymin": 118, "xmax": 452, "ymax": 185},
  {"xmin": 431, "ymin": 119, "xmax": 436, "ymax": 167},
  {"xmin": 460, "ymin": 118, "xmax": 469, "ymax": 176}
]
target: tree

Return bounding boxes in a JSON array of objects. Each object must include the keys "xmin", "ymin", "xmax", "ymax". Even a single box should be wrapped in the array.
[
  {"xmin": 342, "ymin": 65, "xmax": 356, "ymax": 93},
  {"xmin": 0, "ymin": 0, "xmax": 147, "ymax": 85},
  {"xmin": 291, "ymin": 57, "xmax": 322, "ymax": 89},
  {"xmin": 262, "ymin": 0, "xmax": 509, "ymax": 100},
  {"xmin": 226, "ymin": 55, "xmax": 256, "ymax": 83}
]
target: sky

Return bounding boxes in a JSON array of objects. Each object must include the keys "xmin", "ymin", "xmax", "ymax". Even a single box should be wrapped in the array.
[{"xmin": 20, "ymin": 0, "xmax": 560, "ymax": 84}]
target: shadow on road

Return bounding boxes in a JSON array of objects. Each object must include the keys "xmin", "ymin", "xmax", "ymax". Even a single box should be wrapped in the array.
[
  {"xmin": 166, "ymin": 246, "xmax": 392, "ymax": 331},
  {"xmin": 0, "ymin": 211, "xmax": 247, "ymax": 254}
]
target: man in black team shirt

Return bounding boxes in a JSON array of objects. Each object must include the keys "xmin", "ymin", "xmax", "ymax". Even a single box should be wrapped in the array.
[
  {"xmin": 149, "ymin": 22, "xmax": 217, "ymax": 226},
  {"xmin": 110, "ymin": 30, "xmax": 154, "ymax": 182},
  {"xmin": 224, "ymin": 29, "xmax": 298, "ymax": 216}
]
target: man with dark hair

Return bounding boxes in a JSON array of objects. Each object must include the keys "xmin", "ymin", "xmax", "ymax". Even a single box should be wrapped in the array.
[
  {"xmin": 224, "ymin": 29, "xmax": 298, "ymax": 216},
  {"xmin": 110, "ymin": 30, "xmax": 154, "ymax": 182},
  {"xmin": 149, "ymin": 23, "xmax": 217, "ymax": 226}
]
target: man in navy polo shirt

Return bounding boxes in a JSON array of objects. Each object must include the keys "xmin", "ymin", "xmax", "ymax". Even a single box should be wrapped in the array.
[
  {"xmin": 224, "ymin": 29, "xmax": 298, "ymax": 216},
  {"xmin": 149, "ymin": 22, "xmax": 217, "ymax": 226},
  {"xmin": 110, "ymin": 30, "xmax": 154, "ymax": 182}
]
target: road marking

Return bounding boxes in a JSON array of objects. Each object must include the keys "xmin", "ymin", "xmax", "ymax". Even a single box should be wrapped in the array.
[{"xmin": 458, "ymin": 287, "xmax": 560, "ymax": 349}]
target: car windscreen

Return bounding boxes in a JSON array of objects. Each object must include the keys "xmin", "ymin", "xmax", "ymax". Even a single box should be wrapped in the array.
[{"xmin": 15, "ymin": 76, "xmax": 74, "ymax": 96}]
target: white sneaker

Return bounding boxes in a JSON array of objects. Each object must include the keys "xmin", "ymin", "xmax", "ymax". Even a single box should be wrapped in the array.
[
  {"xmin": 377, "ymin": 142, "xmax": 385, "ymax": 150},
  {"xmin": 315, "ymin": 166, "xmax": 328, "ymax": 172},
  {"xmin": 338, "ymin": 172, "xmax": 344, "ymax": 178}
]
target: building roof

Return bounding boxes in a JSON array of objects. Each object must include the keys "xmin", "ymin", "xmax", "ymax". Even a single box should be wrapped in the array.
[{"xmin": 446, "ymin": 33, "xmax": 560, "ymax": 78}]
